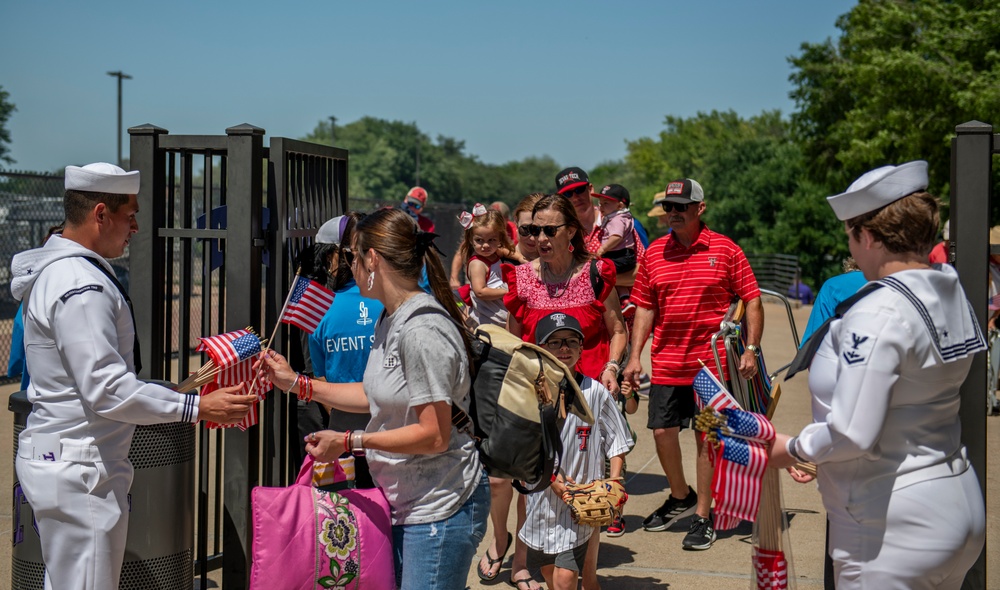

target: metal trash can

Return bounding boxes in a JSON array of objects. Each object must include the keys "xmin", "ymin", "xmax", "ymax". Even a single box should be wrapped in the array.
[{"xmin": 10, "ymin": 383, "xmax": 197, "ymax": 590}]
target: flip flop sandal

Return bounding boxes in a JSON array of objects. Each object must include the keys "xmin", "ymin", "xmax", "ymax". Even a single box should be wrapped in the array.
[
  {"xmin": 508, "ymin": 576, "xmax": 541, "ymax": 590},
  {"xmin": 477, "ymin": 531, "xmax": 512, "ymax": 581}
]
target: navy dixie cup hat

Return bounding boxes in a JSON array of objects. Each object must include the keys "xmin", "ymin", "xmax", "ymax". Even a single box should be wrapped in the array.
[
  {"xmin": 593, "ymin": 184, "xmax": 630, "ymax": 207},
  {"xmin": 555, "ymin": 167, "xmax": 590, "ymax": 194},
  {"xmin": 535, "ymin": 312, "xmax": 585, "ymax": 345}
]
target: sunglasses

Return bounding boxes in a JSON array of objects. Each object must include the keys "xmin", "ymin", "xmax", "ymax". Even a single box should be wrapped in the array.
[
  {"xmin": 404, "ymin": 199, "xmax": 424, "ymax": 211},
  {"xmin": 517, "ymin": 224, "xmax": 534, "ymax": 238},
  {"xmin": 542, "ymin": 337, "xmax": 582, "ymax": 351},
  {"xmin": 660, "ymin": 202, "xmax": 691, "ymax": 213},
  {"xmin": 524, "ymin": 223, "xmax": 567, "ymax": 238},
  {"xmin": 562, "ymin": 185, "xmax": 589, "ymax": 197},
  {"xmin": 341, "ymin": 247, "xmax": 356, "ymax": 266}
]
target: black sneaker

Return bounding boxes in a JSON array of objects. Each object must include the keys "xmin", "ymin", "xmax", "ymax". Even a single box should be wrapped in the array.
[
  {"xmin": 641, "ymin": 487, "xmax": 697, "ymax": 532},
  {"xmin": 682, "ymin": 516, "xmax": 716, "ymax": 550}
]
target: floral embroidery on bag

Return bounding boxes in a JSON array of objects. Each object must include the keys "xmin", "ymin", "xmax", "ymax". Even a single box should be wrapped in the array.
[{"xmin": 314, "ymin": 489, "xmax": 361, "ymax": 589}]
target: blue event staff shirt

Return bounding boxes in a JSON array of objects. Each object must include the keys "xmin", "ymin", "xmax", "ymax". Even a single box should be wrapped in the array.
[{"xmin": 309, "ymin": 279, "xmax": 385, "ymax": 385}]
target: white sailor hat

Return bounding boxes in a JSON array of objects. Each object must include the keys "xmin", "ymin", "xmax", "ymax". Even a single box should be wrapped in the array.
[
  {"xmin": 65, "ymin": 162, "xmax": 140, "ymax": 195},
  {"xmin": 316, "ymin": 215, "xmax": 349, "ymax": 245},
  {"xmin": 827, "ymin": 160, "xmax": 928, "ymax": 221}
]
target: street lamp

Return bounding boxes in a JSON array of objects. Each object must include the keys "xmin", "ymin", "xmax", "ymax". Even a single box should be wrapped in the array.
[
  {"xmin": 107, "ymin": 71, "xmax": 132, "ymax": 167},
  {"xmin": 328, "ymin": 115, "xmax": 337, "ymax": 145}
]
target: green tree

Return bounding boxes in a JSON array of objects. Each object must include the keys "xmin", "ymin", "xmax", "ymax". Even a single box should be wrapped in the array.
[
  {"xmin": 0, "ymin": 85, "xmax": 16, "ymax": 166},
  {"xmin": 789, "ymin": 0, "xmax": 1000, "ymax": 199}
]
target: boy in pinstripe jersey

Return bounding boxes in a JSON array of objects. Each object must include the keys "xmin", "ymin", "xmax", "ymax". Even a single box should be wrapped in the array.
[{"xmin": 520, "ymin": 312, "xmax": 635, "ymax": 590}]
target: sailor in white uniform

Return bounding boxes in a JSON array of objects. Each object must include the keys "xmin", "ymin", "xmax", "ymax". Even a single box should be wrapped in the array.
[
  {"xmin": 11, "ymin": 163, "xmax": 257, "ymax": 590},
  {"xmin": 772, "ymin": 161, "xmax": 987, "ymax": 589}
]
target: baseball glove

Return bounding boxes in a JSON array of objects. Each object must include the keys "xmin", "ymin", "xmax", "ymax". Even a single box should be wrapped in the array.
[{"xmin": 561, "ymin": 477, "xmax": 627, "ymax": 527}]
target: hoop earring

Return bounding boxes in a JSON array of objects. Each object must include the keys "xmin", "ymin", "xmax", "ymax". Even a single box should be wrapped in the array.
[{"xmin": 367, "ymin": 271, "xmax": 375, "ymax": 291}]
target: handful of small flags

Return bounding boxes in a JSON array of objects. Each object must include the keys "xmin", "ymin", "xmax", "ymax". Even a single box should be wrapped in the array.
[
  {"xmin": 695, "ymin": 405, "xmax": 775, "ymax": 530},
  {"xmin": 176, "ymin": 327, "xmax": 271, "ymax": 430}
]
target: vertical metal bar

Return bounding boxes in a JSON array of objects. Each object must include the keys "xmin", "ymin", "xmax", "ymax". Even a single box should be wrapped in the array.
[
  {"xmin": 127, "ymin": 124, "xmax": 168, "ymax": 380},
  {"xmin": 165, "ymin": 153, "xmax": 177, "ymax": 380},
  {"xmin": 952, "ymin": 120, "xmax": 993, "ymax": 590},
  {"xmin": 221, "ymin": 124, "xmax": 265, "ymax": 589}
]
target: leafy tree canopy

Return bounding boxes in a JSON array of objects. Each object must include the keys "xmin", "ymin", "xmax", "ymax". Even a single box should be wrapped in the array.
[{"xmin": 0, "ymin": 85, "xmax": 16, "ymax": 166}]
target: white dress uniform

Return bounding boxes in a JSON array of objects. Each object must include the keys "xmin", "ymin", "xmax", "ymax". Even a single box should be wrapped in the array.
[
  {"xmin": 11, "ymin": 234, "xmax": 199, "ymax": 590},
  {"xmin": 790, "ymin": 265, "xmax": 986, "ymax": 589},
  {"xmin": 519, "ymin": 375, "xmax": 634, "ymax": 555}
]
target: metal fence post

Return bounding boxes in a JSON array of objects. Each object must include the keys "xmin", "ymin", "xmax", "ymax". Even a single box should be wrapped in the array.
[
  {"xmin": 128, "ymin": 124, "xmax": 169, "ymax": 381},
  {"xmin": 221, "ymin": 123, "xmax": 266, "ymax": 590},
  {"xmin": 952, "ymin": 120, "xmax": 993, "ymax": 590}
]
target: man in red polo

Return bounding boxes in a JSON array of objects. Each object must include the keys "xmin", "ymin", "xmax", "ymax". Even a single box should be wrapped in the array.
[{"xmin": 623, "ymin": 178, "xmax": 763, "ymax": 551}]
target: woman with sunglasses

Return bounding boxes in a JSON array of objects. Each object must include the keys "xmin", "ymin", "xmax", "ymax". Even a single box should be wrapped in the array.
[
  {"xmin": 504, "ymin": 194, "xmax": 627, "ymax": 394},
  {"xmin": 259, "ymin": 208, "xmax": 489, "ymax": 589}
]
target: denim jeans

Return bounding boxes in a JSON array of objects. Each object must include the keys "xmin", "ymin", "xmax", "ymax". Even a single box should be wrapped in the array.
[{"xmin": 392, "ymin": 470, "xmax": 490, "ymax": 589}]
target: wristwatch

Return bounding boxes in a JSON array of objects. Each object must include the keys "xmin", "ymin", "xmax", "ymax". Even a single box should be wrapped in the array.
[
  {"xmin": 746, "ymin": 344, "xmax": 761, "ymax": 357},
  {"xmin": 350, "ymin": 431, "xmax": 366, "ymax": 457}
]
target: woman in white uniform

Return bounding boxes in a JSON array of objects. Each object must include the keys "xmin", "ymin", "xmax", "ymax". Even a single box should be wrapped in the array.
[{"xmin": 772, "ymin": 161, "xmax": 986, "ymax": 589}]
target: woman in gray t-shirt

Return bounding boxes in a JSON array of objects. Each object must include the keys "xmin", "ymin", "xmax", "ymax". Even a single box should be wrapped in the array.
[{"xmin": 261, "ymin": 207, "xmax": 489, "ymax": 590}]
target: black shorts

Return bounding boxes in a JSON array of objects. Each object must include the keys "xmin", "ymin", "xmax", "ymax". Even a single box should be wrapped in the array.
[
  {"xmin": 646, "ymin": 384, "xmax": 696, "ymax": 430},
  {"xmin": 526, "ymin": 540, "xmax": 589, "ymax": 572},
  {"xmin": 604, "ymin": 248, "xmax": 636, "ymax": 274}
]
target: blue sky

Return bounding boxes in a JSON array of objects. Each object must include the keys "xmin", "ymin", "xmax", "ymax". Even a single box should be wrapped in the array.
[{"xmin": 1, "ymin": 1, "xmax": 854, "ymax": 174}]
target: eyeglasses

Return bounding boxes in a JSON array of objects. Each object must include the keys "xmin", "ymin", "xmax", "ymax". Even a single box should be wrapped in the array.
[
  {"xmin": 517, "ymin": 224, "xmax": 534, "ymax": 238},
  {"xmin": 542, "ymin": 337, "xmax": 582, "ymax": 351},
  {"xmin": 562, "ymin": 186, "xmax": 589, "ymax": 197},
  {"xmin": 660, "ymin": 202, "xmax": 691, "ymax": 213},
  {"xmin": 524, "ymin": 224, "xmax": 567, "ymax": 238}
]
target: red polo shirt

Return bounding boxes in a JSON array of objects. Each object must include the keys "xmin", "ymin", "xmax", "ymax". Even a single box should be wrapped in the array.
[{"xmin": 631, "ymin": 224, "xmax": 760, "ymax": 385}]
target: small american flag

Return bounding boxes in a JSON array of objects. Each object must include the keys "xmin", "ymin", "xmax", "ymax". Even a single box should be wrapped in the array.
[
  {"xmin": 722, "ymin": 408, "xmax": 776, "ymax": 443},
  {"xmin": 280, "ymin": 275, "xmax": 335, "ymax": 334},
  {"xmin": 197, "ymin": 330, "xmax": 261, "ymax": 368},
  {"xmin": 693, "ymin": 366, "xmax": 740, "ymax": 411},
  {"xmin": 753, "ymin": 548, "xmax": 789, "ymax": 589},
  {"xmin": 712, "ymin": 433, "xmax": 770, "ymax": 530}
]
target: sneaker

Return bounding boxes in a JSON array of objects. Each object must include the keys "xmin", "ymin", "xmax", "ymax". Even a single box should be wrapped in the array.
[
  {"xmin": 621, "ymin": 302, "xmax": 636, "ymax": 322},
  {"xmin": 637, "ymin": 373, "xmax": 651, "ymax": 399},
  {"xmin": 606, "ymin": 514, "xmax": 625, "ymax": 537},
  {"xmin": 682, "ymin": 516, "xmax": 716, "ymax": 550},
  {"xmin": 642, "ymin": 486, "xmax": 697, "ymax": 531}
]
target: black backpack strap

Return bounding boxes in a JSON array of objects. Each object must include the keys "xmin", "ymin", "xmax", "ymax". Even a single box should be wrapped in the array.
[
  {"xmin": 512, "ymin": 399, "xmax": 561, "ymax": 494},
  {"xmin": 589, "ymin": 258, "xmax": 604, "ymax": 297},
  {"xmin": 786, "ymin": 282, "xmax": 883, "ymax": 379}
]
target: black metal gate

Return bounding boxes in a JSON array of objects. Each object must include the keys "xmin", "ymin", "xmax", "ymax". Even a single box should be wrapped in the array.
[{"xmin": 128, "ymin": 124, "xmax": 347, "ymax": 589}]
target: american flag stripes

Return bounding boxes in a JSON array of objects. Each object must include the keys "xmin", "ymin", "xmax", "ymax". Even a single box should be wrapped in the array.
[
  {"xmin": 280, "ymin": 275, "xmax": 335, "ymax": 334},
  {"xmin": 753, "ymin": 548, "xmax": 789, "ymax": 589},
  {"xmin": 712, "ymin": 432, "xmax": 771, "ymax": 530},
  {"xmin": 693, "ymin": 366, "xmax": 740, "ymax": 411},
  {"xmin": 195, "ymin": 329, "xmax": 270, "ymax": 430}
]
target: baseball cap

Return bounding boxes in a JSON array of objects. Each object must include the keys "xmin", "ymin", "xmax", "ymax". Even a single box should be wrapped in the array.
[
  {"xmin": 555, "ymin": 167, "xmax": 590, "ymax": 194},
  {"xmin": 535, "ymin": 312, "xmax": 584, "ymax": 345},
  {"xmin": 826, "ymin": 161, "xmax": 928, "ymax": 221},
  {"xmin": 661, "ymin": 179, "xmax": 705, "ymax": 204},
  {"xmin": 593, "ymin": 184, "xmax": 630, "ymax": 207},
  {"xmin": 65, "ymin": 162, "xmax": 140, "ymax": 194},
  {"xmin": 405, "ymin": 186, "xmax": 428, "ymax": 208},
  {"xmin": 316, "ymin": 215, "xmax": 349, "ymax": 245}
]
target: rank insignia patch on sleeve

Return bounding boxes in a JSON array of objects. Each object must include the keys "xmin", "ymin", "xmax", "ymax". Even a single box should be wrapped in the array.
[{"xmin": 60, "ymin": 284, "xmax": 104, "ymax": 303}]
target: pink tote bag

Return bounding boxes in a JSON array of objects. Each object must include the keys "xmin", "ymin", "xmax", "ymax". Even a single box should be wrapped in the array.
[{"xmin": 250, "ymin": 455, "xmax": 395, "ymax": 589}]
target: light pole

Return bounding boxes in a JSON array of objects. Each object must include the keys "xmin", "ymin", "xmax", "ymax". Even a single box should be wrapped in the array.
[
  {"xmin": 328, "ymin": 116, "xmax": 337, "ymax": 145},
  {"xmin": 107, "ymin": 71, "xmax": 132, "ymax": 167}
]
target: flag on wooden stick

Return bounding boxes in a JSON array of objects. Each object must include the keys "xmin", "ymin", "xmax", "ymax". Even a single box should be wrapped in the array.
[
  {"xmin": 280, "ymin": 275, "xmax": 335, "ymax": 334},
  {"xmin": 193, "ymin": 328, "xmax": 271, "ymax": 430}
]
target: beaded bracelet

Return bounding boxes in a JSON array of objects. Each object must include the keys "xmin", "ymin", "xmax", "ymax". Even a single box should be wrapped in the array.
[
  {"xmin": 297, "ymin": 374, "xmax": 314, "ymax": 403},
  {"xmin": 602, "ymin": 360, "xmax": 621, "ymax": 376},
  {"xmin": 343, "ymin": 430, "xmax": 352, "ymax": 454}
]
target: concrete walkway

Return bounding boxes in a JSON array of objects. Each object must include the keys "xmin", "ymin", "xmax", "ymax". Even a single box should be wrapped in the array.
[{"xmin": 1, "ymin": 299, "xmax": 997, "ymax": 588}]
